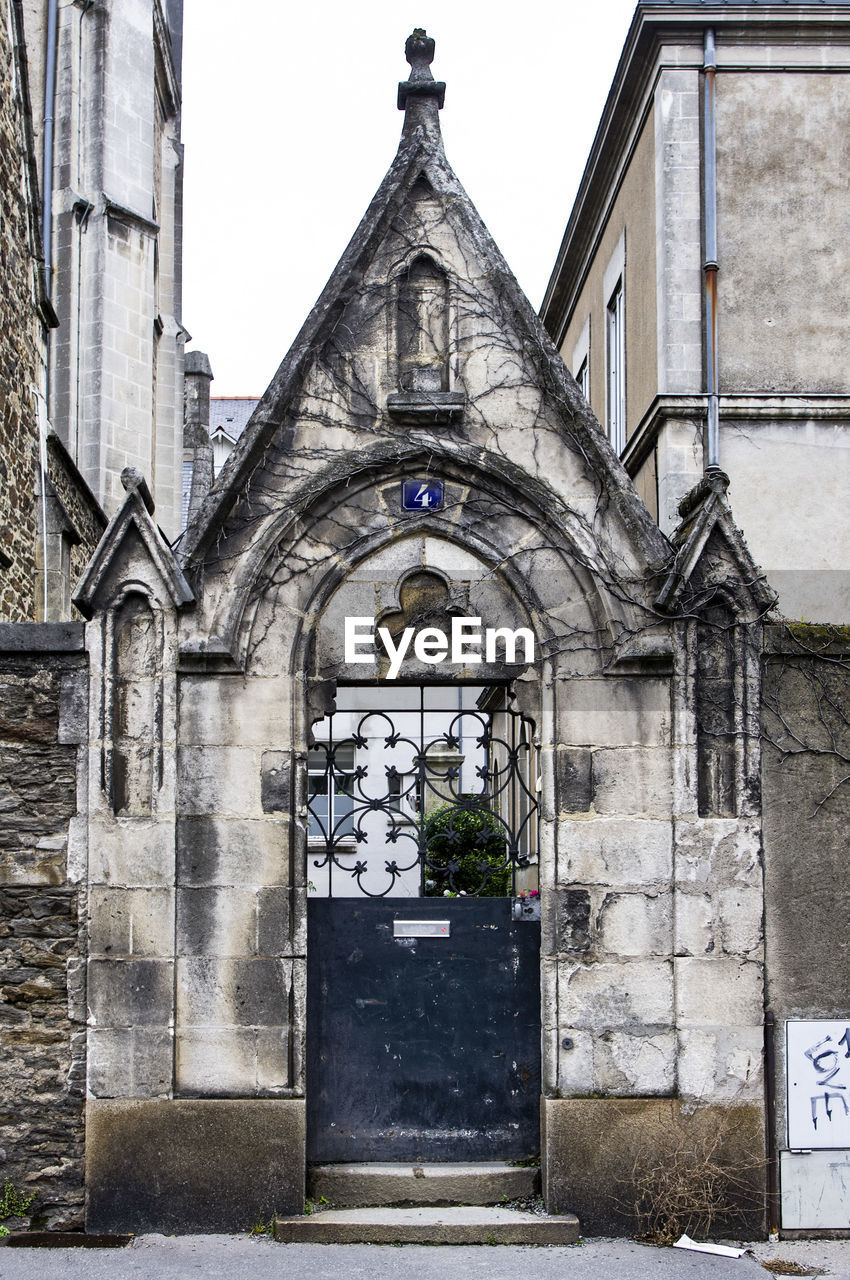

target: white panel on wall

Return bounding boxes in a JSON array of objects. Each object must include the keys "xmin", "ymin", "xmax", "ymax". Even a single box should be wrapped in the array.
[
  {"xmin": 787, "ymin": 1020, "xmax": 850, "ymax": 1150},
  {"xmin": 781, "ymin": 1151, "xmax": 850, "ymax": 1230}
]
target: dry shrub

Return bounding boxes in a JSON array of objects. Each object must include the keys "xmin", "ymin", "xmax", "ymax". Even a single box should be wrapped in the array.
[
  {"xmin": 626, "ymin": 1110, "xmax": 766, "ymax": 1246},
  {"xmin": 760, "ymin": 1263, "xmax": 823, "ymax": 1277}
]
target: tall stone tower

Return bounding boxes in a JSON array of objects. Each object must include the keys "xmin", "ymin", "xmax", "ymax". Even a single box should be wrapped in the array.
[{"xmin": 22, "ymin": 0, "xmax": 186, "ymax": 541}]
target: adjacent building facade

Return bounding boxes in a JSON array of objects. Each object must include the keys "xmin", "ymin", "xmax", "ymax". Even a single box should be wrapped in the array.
[
  {"xmin": 31, "ymin": 0, "xmax": 187, "ymax": 540},
  {"xmin": 0, "ymin": 0, "xmax": 184, "ymax": 620},
  {"xmin": 540, "ymin": 0, "xmax": 850, "ymax": 624}
]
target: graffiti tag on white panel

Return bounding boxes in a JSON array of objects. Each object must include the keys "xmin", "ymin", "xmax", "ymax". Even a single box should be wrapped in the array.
[{"xmin": 787, "ymin": 1020, "xmax": 850, "ymax": 1149}]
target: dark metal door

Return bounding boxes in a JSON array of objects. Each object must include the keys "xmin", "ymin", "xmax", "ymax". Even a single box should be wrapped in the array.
[{"xmin": 306, "ymin": 896, "xmax": 540, "ymax": 1162}]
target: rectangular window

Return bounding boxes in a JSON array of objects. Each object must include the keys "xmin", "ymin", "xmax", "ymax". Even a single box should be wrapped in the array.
[
  {"xmin": 606, "ymin": 278, "xmax": 625, "ymax": 455},
  {"xmin": 181, "ymin": 458, "xmax": 194, "ymax": 529},
  {"xmin": 576, "ymin": 357, "xmax": 589, "ymax": 401},
  {"xmin": 571, "ymin": 314, "xmax": 590, "ymax": 406},
  {"xmin": 387, "ymin": 771, "xmax": 404, "ymax": 811},
  {"xmin": 308, "ymin": 742, "xmax": 356, "ymax": 843}
]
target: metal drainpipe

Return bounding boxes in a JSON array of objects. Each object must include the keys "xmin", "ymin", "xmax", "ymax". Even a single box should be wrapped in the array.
[
  {"xmin": 764, "ymin": 1009, "xmax": 781, "ymax": 1239},
  {"xmin": 703, "ymin": 27, "xmax": 720, "ymax": 471},
  {"xmin": 73, "ymin": 200, "xmax": 94, "ymax": 464},
  {"xmin": 38, "ymin": 0, "xmax": 58, "ymax": 618},
  {"xmin": 33, "ymin": 389, "xmax": 50, "ymax": 621},
  {"xmin": 42, "ymin": 0, "xmax": 58, "ymax": 305}
]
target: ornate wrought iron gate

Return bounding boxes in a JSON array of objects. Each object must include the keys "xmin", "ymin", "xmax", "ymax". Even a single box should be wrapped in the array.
[
  {"xmin": 305, "ymin": 686, "xmax": 538, "ymax": 898},
  {"xmin": 305, "ymin": 686, "xmax": 541, "ymax": 1162}
]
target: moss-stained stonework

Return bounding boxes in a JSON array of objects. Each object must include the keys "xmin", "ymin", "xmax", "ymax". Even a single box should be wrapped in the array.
[
  {"xmin": 70, "ymin": 32, "xmax": 776, "ymax": 1231},
  {"xmin": 542, "ymin": 1097, "xmax": 766, "ymax": 1238}
]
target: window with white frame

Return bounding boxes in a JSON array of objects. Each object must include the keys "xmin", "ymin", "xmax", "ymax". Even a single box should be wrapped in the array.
[
  {"xmin": 571, "ymin": 314, "xmax": 590, "ymax": 404},
  {"xmin": 576, "ymin": 357, "xmax": 589, "ymax": 400},
  {"xmin": 307, "ymin": 742, "xmax": 356, "ymax": 844},
  {"xmin": 606, "ymin": 278, "xmax": 625, "ymax": 454}
]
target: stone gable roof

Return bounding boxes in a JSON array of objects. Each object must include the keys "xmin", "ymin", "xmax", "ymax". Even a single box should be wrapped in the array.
[
  {"xmin": 177, "ymin": 30, "xmax": 669, "ymax": 582},
  {"xmin": 74, "ymin": 468, "xmax": 193, "ymax": 618},
  {"xmin": 656, "ymin": 469, "xmax": 776, "ymax": 618}
]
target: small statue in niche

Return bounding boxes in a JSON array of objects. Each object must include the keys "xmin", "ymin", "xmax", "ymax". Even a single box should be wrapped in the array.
[{"xmin": 397, "ymin": 254, "xmax": 449, "ymax": 393}]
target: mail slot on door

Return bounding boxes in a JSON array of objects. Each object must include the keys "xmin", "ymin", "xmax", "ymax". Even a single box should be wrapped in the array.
[{"xmin": 393, "ymin": 920, "xmax": 451, "ymax": 938}]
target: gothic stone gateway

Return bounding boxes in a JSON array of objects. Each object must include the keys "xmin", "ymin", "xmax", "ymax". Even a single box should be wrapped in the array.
[{"xmin": 72, "ymin": 33, "xmax": 770, "ymax": 1233}]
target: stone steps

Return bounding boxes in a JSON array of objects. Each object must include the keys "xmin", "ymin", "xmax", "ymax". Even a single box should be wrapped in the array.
[
  {"xmin": 273, "ymin": 1204, "xmax": 581, "ymax": 1245},
  {"xmin": 307, "ymin": 1160, "xmax": 539, "ymax": 1207},
  {"xmin": 275, "ymin": 1162, "xmax": 578, "ymax": 1245}
]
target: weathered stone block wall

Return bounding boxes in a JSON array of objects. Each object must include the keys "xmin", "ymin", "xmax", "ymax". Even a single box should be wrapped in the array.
[
  {"xmin": 541, "ymin": 611, "xmax": 765, "ymax": 1233},
  {"xmin": 0, "ymin": 0, "xmax": 42, "ymax": 622},
  {"xmin": 544, "ymin": 652, "xmax": 764, "ymax": 1110},
  {"xmin": 83, "ymin": 557, "xmax": 182, "ymax": 1100},
  {"xmin": 543, "ymin": 1097, "xmax": 766, "ymax": 1237},
  {"xmin": 545, "ymin": 673, "xmax": 679, "ymax": 1099},
  {"xmin": 175, "ymin": 671, "xmax": 302, "ymax": 1099},
  {"xmin": 0, "ymin": 631, "xmax": 88, "ymax": 1228}
]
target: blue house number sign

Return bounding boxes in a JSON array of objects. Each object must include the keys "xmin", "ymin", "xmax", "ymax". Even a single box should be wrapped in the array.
[{"xmin": 401, "ymin": 479, "xmax": 444, "ymax": 511}]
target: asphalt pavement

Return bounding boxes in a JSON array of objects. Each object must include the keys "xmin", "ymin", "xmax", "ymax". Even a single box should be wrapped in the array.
[{"xmin": 1, "ymin": 1235, "xmax": 849, "ymax": 1280}]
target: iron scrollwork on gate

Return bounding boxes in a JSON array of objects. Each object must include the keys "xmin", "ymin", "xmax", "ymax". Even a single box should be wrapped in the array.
[{"xmin": 306, "ymin": 690, "xmax": 538, "ymax": 898}]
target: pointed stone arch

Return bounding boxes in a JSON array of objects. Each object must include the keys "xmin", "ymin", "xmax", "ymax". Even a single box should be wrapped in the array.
[{"xmin": 191, "ymin": 446, "xmax": 645, "ymax": 679}]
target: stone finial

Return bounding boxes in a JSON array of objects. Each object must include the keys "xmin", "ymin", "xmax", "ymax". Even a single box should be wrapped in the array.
[
  {"xmin": 184, "ymin": 350, "xmax": 214, "ymax": 431},
  {"xmin": 184, "ymin": 350, "xmax": 213, "ymax": 379},
  {"xmin": 398, "ymin": 28, "xmax": 445, "ymax": 116},
  {"xmin": 405, "ymin": 28, "xmax": 435, "ymax": 75},
  {"xmin": 120, "ymin": 466, "xmax": 155, "ymax": 514}
]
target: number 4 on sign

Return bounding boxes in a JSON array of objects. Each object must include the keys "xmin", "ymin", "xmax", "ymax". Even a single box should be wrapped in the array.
[{"xmin": 401, "ymin": 479, "xmax": 444, "ymax": 511}]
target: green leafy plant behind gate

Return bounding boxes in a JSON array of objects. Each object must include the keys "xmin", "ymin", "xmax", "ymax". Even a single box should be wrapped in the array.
[{"xmin": 423, "ymin": 801, "xmax": 510, "ymax": 896}]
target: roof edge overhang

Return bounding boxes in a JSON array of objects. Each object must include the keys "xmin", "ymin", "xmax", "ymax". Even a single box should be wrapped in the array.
[{"xmin": 539, "ymin": 2, "xmax": 850, "ymax": 348}]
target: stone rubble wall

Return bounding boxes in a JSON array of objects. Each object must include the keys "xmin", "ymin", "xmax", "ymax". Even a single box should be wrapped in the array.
[
  {"xmin": 0, "ymin": 0, "xmax": 43, "ymax": 623},
  {"xmin": 0, "ymin": 887, "xmax": 85, "ymax": 1229},
  {"xmin": 0, "ymin": 639, "xmax": 88, "ymax": 1228}
]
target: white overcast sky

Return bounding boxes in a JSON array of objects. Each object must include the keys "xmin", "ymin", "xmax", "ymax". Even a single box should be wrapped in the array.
[{"xmin": 181, "ymin": 0, "xmax": 639, "ymax": 396}]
